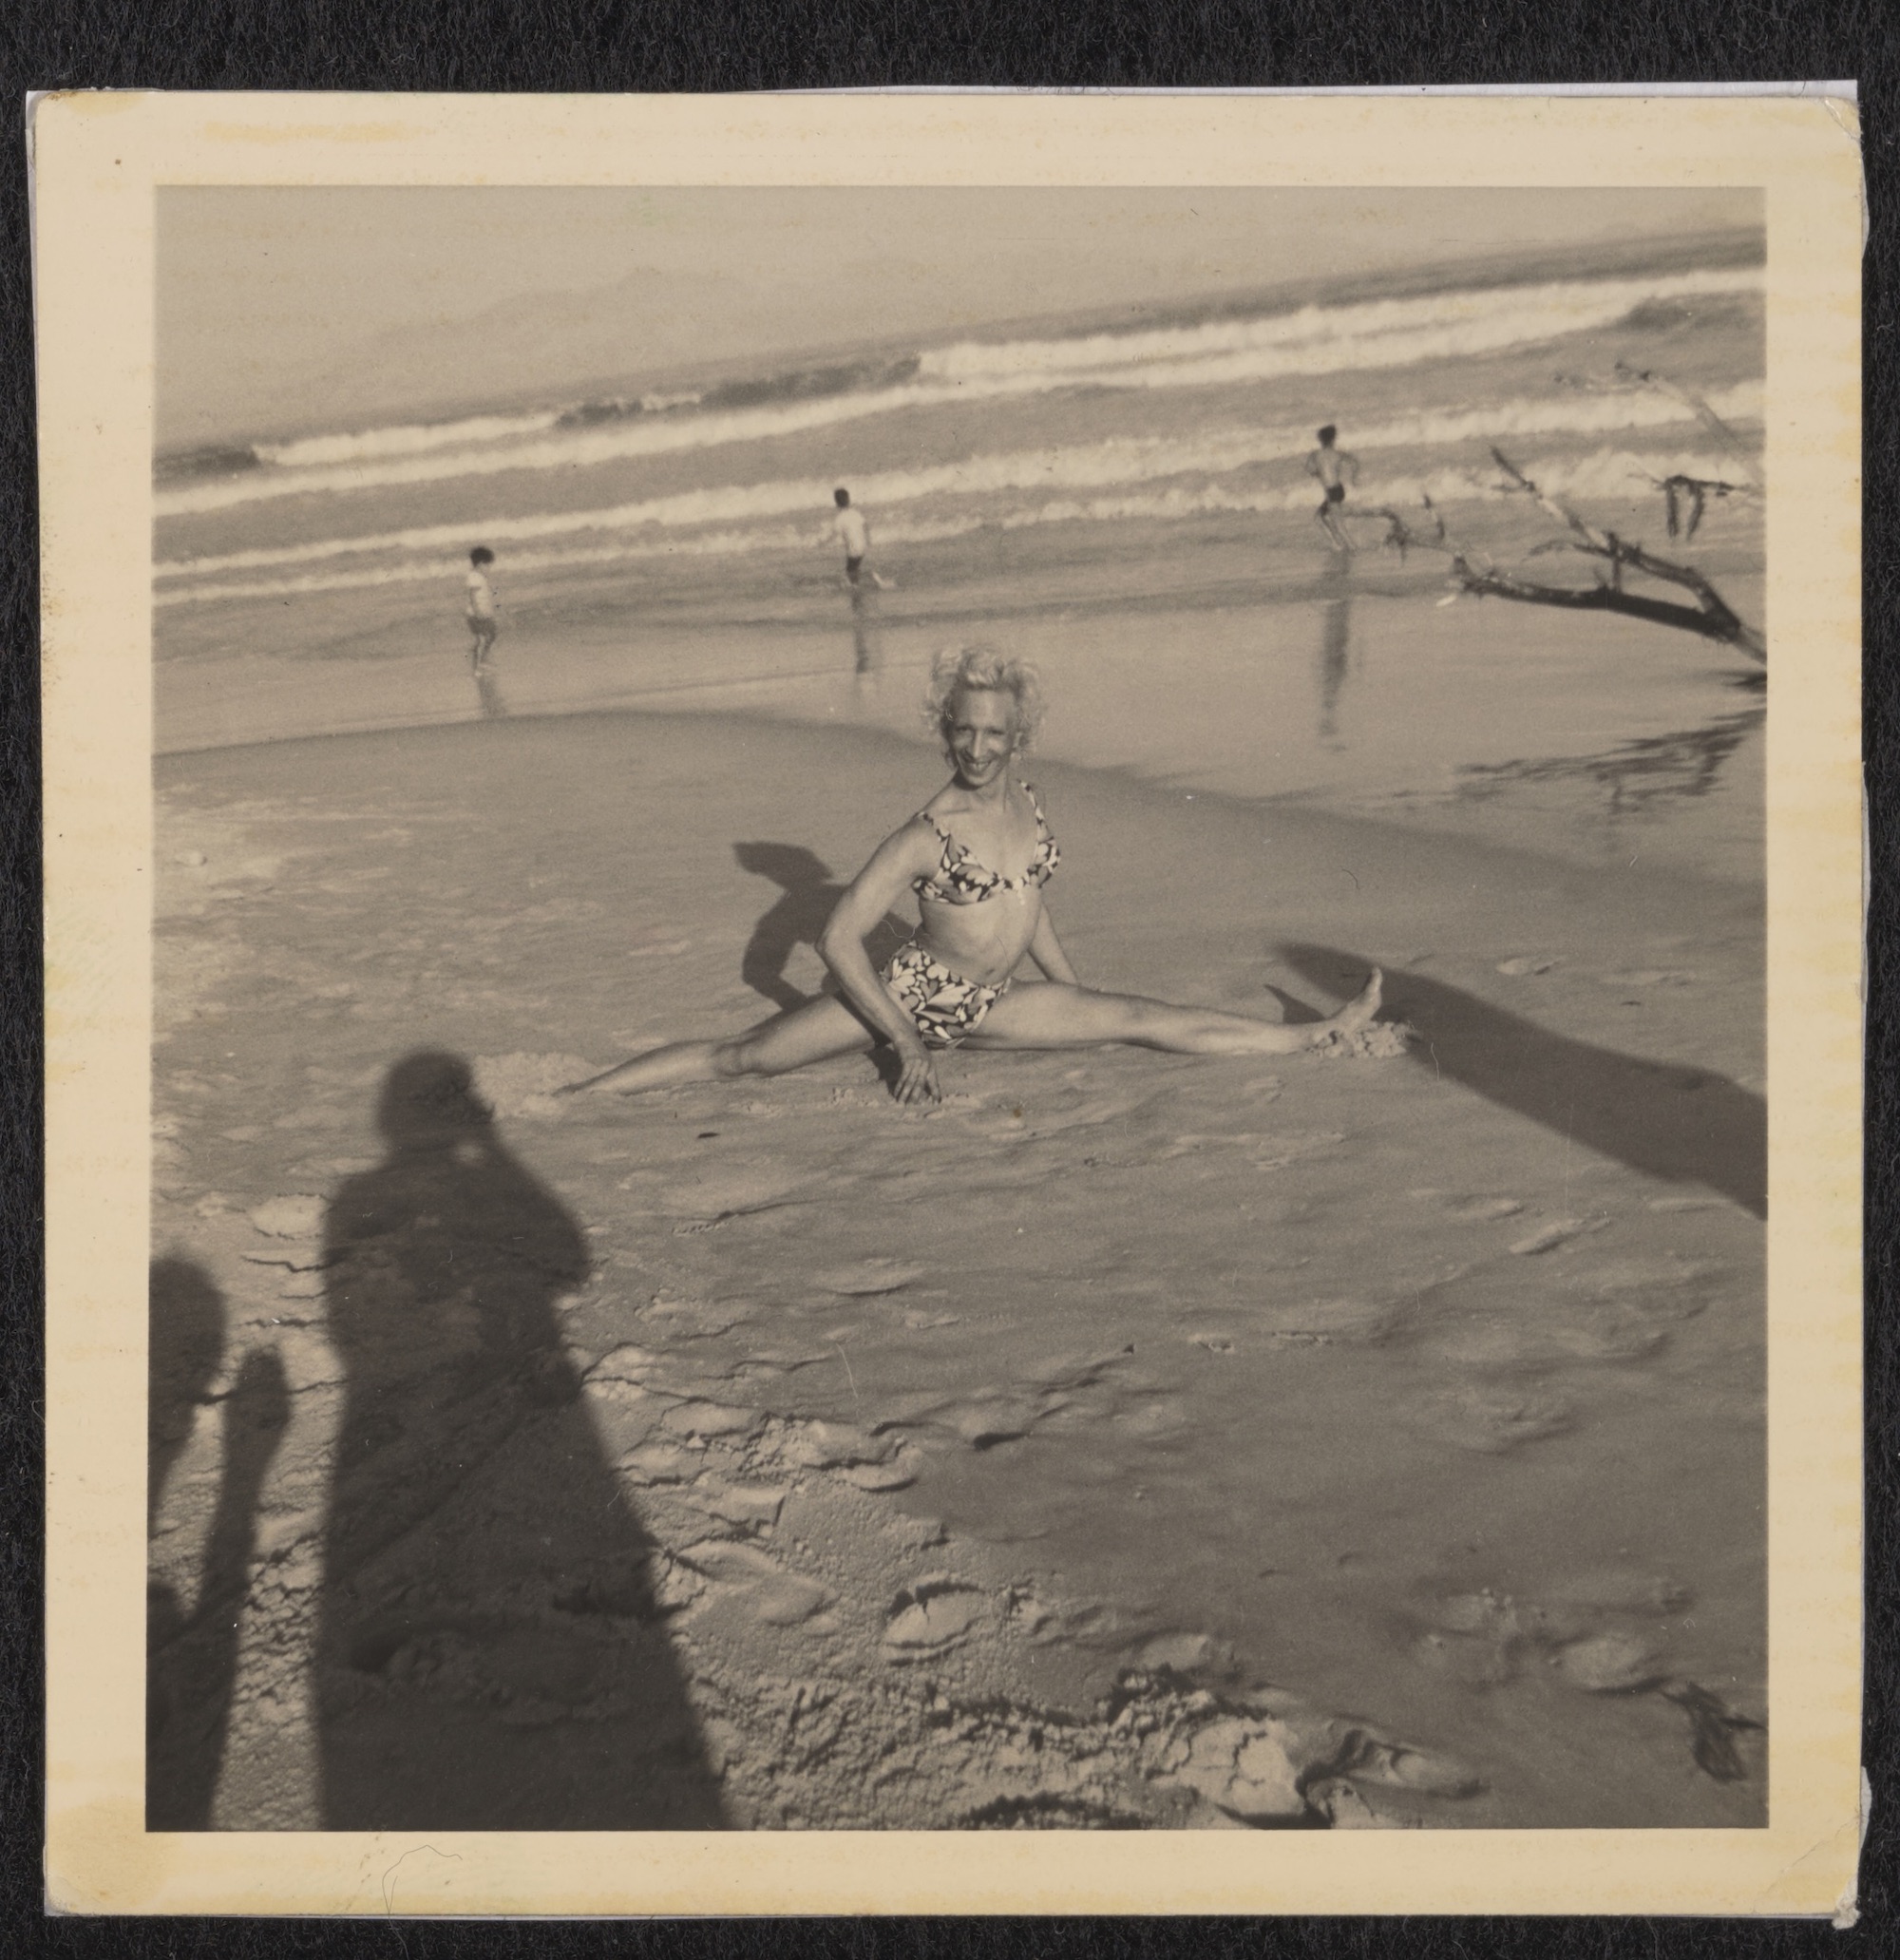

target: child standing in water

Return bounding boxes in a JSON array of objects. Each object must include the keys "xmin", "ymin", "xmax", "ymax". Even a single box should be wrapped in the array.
[
  {"xmin": 465, "ymin": 546, "xmax": 499, "ymax": 666},
  {"xmin": 1305, "ymin": 427, "xmax": 1360, "ymax": 554}
]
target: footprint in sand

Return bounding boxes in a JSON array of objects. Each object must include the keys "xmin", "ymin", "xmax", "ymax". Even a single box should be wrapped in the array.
[
  {"xmin": 1496, "ymin": 955, "xmax": 1561, "ymax": 978},
  {"xmin": 661, "ymin": 1399, "xmax": 762, "ymax": 1440},
  {"xmin": 1448, "ymin": 1195, "xmax": 1524, "ymax": 1223},
  {"xmin": 686, "ymin": 1481, "xmax": 788, "ymax": 1530},
  {"xmin": 676, "ymin": 1540, "xmax": 832, "ymax": 1628},
  {"xmin": 1431, "ymin": 1303, "xmax": 1666, "ymax": 1372},
  {"xmin": 1510, "ymin": 1218, "xmax": 1597, "ymax": 1257},
  {"xmin": 1136, "ymin": 1631, "xmax": 1236, "ymax": 1677},
  {"xmin": 616, "ymin": 1440, "xmax": 696, "ymax": 1486},
  {"xmin": 778, "ymin": 1418, "xmax": 894, "ymax": 1470},
  {"xmin": 812, "ymin": 1259, "xmax": 925, "ymax": 1297},
  {"xmin": 1414, "ymin": 1384, "xmax": 1573, "ymax": 1454},
  {"xmin": 1258, "ymin": 1297, "xmax": 1397, "ymax": 1344},
  {"xmin": 1548, "ymin": 1630, "xmax": 1669, "ymax": 1694},
  {"xmin": 1330, "ymin": 1733, "xmax": 1485, "ymax": 1798},
  {"xmin": 881, "ymin": 1577, "xmax": 988, "ymax": 1658},
  {"xmin": 1111, "ymin": 1398, "xmax": 1191, "ymax": 1443}
]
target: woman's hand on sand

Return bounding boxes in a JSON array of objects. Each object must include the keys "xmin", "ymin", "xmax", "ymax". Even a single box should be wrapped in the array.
[{"xmin": 892, "ymin": 1040, "xmax": 942, "ymax": 1107}]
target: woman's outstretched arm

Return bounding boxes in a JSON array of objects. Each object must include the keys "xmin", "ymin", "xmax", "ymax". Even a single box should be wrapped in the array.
[{"xmin": 818, "ymin": 824, "xmax": 943, "ymax": 1103}]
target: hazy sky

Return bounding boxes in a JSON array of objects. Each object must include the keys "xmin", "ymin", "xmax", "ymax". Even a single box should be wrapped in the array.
[{"xmin": 157, "ymin": 186, "xmax": 1758, "ymax": 448}]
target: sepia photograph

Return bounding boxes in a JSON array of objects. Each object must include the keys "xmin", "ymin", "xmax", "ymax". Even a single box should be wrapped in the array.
[
  {"xmin": 144, "ymin": 180, "xmax": 1773, "ymax": 1835},
  {"xmin": 37, "ymin": 92, "xmax": 1863, "ymax": 1915}
]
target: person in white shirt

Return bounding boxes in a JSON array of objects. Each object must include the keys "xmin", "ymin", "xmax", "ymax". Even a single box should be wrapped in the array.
[
  {"xmin": 465, "ymin": 546, "xmax": 499, "ymax": 666},
  {"xmin": 831, "ymin": 488, "xmax": 877, "ymax": 587}
]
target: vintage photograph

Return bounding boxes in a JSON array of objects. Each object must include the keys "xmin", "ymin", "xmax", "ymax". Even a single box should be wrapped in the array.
[{"xmin": 137, "ymin": 181, "xmax": 1777, "ymax": 1838}]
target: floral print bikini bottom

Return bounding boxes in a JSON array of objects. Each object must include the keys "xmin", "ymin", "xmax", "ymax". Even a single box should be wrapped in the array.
[{"xmin": 881, "ymin": 943, "xmax": 1010, "ymax": 1050}]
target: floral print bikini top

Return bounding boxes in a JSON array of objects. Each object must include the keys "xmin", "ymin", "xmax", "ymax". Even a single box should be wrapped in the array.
[{"xmin": 912, "ymin": 784, "xmax": 1060, "ymax": 905}]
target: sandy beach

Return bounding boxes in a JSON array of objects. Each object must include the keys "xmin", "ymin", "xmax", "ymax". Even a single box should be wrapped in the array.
[{"xmin": 148, "ymin": 625, "xmax": 1765, "ymax": 1830}]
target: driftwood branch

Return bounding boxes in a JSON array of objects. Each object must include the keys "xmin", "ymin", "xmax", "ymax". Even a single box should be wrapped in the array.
[
  {"xmin": 1359, "ymin": 452, "xmax": 1765, "ymax": 665},
  {"xmin": 1469, "ymin": 450, "xmax": 1765, "ymax": 662}
]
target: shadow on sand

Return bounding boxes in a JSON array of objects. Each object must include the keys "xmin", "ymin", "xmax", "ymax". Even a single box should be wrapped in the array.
[
  {"xmin": 147, "ymin": 1259, "xmax": 290, "ymax": 1828},
  {"xmin": 1280, "ymin": 944, "xmax": 1766, "ymax": 1219},
  {"xmin": 734, "ymin": 842, "xmax": 910, "ymax": 1013},
  {"xmin": 316, "ymin": 1051, "xmax": 724, "ymax": 1828}
]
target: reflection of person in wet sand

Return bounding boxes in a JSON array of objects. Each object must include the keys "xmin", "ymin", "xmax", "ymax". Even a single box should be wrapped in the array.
[
  {"xmin": 1317, "ymin": 567, "xmax": 1354, "ymax": 745},
  {"xmin": 473, "ymin": 658, "xmax": 506, "ymax": 721},
  {"xmin": 566, "ymin": 646, "xmax": 1386, "ymax": 1108},
  {"xmin": 849, "ymin": 584, "xmax": 883, "ymax": 678},
  {"xmin": 318, "ymin": 1052, "xmax": 722, "ymax": 1828},
  {"xmin": 1305, "ymin": 426, "xmax": 1360, "ymax": 553}
]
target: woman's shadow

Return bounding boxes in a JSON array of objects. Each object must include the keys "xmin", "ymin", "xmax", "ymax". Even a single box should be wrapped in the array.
[
  {"xmin": 734, "ymin": 842, "xmax": 910, "ymax": 1013},
  {"xmin": 316, "ymin": 1051, "xmax": 725, "ymax": 1829},
  {"xmin": 1279, "ymin": 944, "xmax": 1767, "ymax": 1218}
]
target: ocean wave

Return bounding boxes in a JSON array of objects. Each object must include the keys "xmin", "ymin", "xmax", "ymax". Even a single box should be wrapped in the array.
[
  {"xmin": 155, "ymin": 444, "xmax": 1751, "ymax": 609},
  {"xmin": 255, "ymin": 409, "xmax": 572, "ymax": 469},
  {"xmin": 155, "ymin": 384, "xmax": 1760, "ymax": 583},
  {"xmin": 155, "ymin": 267, "xmax": 1759, "ymax": 520},
  {"xmin": 918, "ymin": 267, "xmax": 1756, "ymax": 383}
]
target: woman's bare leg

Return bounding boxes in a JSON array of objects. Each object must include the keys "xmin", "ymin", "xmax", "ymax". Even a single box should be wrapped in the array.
[
  {"xmin": 561, "ymin": 996, "xmax": 877, "ymax": 1096},
  {"xmin": 964, "ymin": 969, "xmax": 1382, "ymax": 1056}
]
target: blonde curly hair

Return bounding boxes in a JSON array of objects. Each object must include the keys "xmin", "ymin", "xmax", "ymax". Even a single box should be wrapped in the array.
[{"xmin": 922, "ymin": 644, "xmax": 1046, "ymax": 759}]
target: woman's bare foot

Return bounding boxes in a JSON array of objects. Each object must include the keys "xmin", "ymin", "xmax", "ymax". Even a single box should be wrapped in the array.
[{"xmin": 1315, "ymin": 967, "xmax": 1382, "ymax": 1044}]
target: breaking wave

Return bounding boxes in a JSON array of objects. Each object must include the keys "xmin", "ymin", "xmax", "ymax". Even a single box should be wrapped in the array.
[{"xmin": 155, "ymin": 267, "xmax": 1760, "ymax": 521}]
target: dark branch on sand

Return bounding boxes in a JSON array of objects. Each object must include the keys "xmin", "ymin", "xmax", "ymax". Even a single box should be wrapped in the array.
[{"xmin": 1366, "ymin": 451, "xmax": 1765, "ymax": 667}]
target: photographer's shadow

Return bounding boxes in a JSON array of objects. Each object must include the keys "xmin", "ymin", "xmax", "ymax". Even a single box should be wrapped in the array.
[{"xmin": 316, "ymin": 1050, "xmax": 724, "ymax": 1829}]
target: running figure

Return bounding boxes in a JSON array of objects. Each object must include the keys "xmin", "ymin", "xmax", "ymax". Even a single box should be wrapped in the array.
[
  {"xmin": 465, "ymin": 546, "xmax": 500, "ymax": 666},
  {"xmin": 1305, "ymin": 427, "xmax": 1361, "ymax": 554},
  {"xmin": 564, "ymin": 645, "xmax": 1384, "ymax": 1107},
  {"xmin": 830, "ymin": 488, "xmax": 890, "ymax": 590}
]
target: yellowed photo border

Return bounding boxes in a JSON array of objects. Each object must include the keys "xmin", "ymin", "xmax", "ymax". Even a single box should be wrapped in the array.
[{"xmin": 39, "ymin": 90, "xmax": 1863, "ymax": 1916}]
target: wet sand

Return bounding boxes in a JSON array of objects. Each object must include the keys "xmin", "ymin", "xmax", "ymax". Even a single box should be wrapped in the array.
[{"xmin": 147, "ymin": 697, "xmax": 1765, "ymax": 1831}]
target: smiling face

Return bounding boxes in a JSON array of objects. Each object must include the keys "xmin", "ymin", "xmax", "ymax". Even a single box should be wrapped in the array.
[{"xmin": 944, "ymin": 686, "xmax": 1019, "ymax": 786}]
